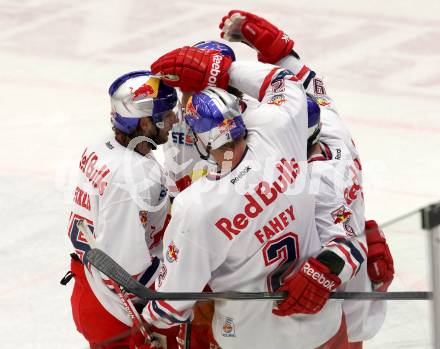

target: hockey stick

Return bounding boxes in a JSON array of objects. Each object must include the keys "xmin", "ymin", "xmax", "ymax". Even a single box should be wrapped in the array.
[
  {"xmin": 86, "ymin": 247, "xmax": 433, "ymax": 301},
  {"xmin": 380, "ymin": 207, "xmax": 422, "ymax": 229},
  {"xmin": 76, "ymin": 220, "xmax": 155, "ymax": 345}
]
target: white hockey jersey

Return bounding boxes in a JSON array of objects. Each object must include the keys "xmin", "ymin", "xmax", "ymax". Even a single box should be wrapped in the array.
[
  {"xmin": 143, "ymin": 62, "xmax": 343, "ymax": 349},
  {"xmin": 317, "ymin": 97, "xmax": 386, "ymax": 342},
  {"xmin": 277, "ymin": 53, "xmax": 386, "ymax": 341},
  {"xmin": 67, "ymin": 135, "xmax": 169, "ymax": 326}
]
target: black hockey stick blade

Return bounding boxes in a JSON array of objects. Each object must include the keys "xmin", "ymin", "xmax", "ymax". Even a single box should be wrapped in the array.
[{"xmin": 86, "ymin": 248, "xmax": 433, "ymax": 301}]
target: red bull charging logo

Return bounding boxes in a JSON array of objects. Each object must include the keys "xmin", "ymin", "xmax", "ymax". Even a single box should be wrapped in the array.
[
  {"xmin": 166, "ymin": 241, "xmax": 179, "ymax": 263},
  {"xmin": 185, "ymin": 96, "xmax": 198, "ymax": 119},
  {"xmin": 132, "ymin": 83, "xmax": 155, "ymax": 99},
  {"xmin": 331, "ymin": 205, "xmax": 352, "ymax": 224},
  {"xmin": 218, "ymin": 118, "xmax": 235, "ymax": 135}
]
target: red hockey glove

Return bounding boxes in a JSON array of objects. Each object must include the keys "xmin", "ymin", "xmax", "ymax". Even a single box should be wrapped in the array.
[
  {"xmin": 365, "ymin": 220, "xmax": 394, "ymax": 292},
  {"xmin": 151, "ymin": 46, "xmax": 232, "ymax": 92},
  {"xmin": 219, "ymin": 10, "xmax": 294, "ymax": 64},
  {"xmin": 272, "ymin": 258, "xmax": 341, "ymax": 317}
]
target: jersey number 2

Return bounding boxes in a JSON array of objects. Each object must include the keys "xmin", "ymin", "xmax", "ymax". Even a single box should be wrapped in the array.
[{"xmin": 262, "ymin": 232, "xmax": 299, "ymax": 292}]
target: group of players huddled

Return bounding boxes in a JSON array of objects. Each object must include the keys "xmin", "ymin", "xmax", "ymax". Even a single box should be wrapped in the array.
[{"xmin": 64, "ymin": 10, "xmax": 395, "ymax": 349}]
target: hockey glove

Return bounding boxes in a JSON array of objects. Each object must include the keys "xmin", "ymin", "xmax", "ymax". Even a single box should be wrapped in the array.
[
  {"xmin": 365, "ymin": 220, "xmax": 394, "ymax": 292},
  {"xmin": 219, "ymin": 10, "xmax": 294, "ymax": 64},
  {"xmin": 151, "ymin": 46, "xmax": 232, "ymax": 92},
  {"xmin": 272, "ymin": 257, "xmax": 341, "ymax": 317}
]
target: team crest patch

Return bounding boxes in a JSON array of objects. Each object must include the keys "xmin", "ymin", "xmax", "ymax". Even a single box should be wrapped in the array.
[
  {"xmin": 271, "ymin": 78, "xmax": 285, "ymax": 93},
  {"xmin": 222, "ymin": 317, "xmax": 236, "ymax": 337},
  {"xmin": 157, "ymin": 264, "xmax": 167, "ymax": 287},
  {"xmin": 268, "ymin": 94, "xmax": 287, "ymax": 106},
  {"xmin": 344, "ymin": 223, "xmax": 355, "ymax": 237},
  {"xmin": 166, "ymin": 241, "xmax": 179, "ymax": 263},
  {"xmin": 316, "ymin": 97, "xmax": 331, "ymax": 107},
  {"xmin": 331, "ymin": 205, "xmax": 352, "ymax": 224},
  {"xmin": 139, "ymin": 211, "xmax": 148, "ymax": 226}
]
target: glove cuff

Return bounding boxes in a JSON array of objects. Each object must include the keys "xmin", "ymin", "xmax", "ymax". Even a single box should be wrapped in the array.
[
  {"xmin": 257, "ymin": 32, "xmax": 294, "ymax": 64},
  {"xmin": 300, "ymin": 258, "xmax": 341, "ymax": 291},
  {"xmin": 203, "ymin": 54, "xmax": 232, "ymax": 90},
  {"xmin": 366, "ymin": 228, "xmax": 386, "ymax": 245}
]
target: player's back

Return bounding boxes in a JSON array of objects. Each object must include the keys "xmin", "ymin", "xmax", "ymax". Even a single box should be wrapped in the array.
[{"xmin": 68, "ymin": 134, "xmax": 168, "ymax": 325}]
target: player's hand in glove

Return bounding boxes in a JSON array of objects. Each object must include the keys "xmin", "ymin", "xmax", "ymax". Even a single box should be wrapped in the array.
[
  {"xmin": 151, "ymin": 46, "xmax": 232, "ymax": 92},
  {"xmin": 272, "ymin": 257, "xmax": 341, "ymax": 316},
  {"xmin": 219, "ymin": 10, "xmax": 294, "ymax": 64},
  {"xmin": 365, "ymin": 219, "xmax": 394, "ymax": 292}
]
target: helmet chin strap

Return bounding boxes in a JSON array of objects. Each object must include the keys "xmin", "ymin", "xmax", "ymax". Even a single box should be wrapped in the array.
[{"xmin": 193, "ymin": 133, "xmax": 217, "ymax": 165}]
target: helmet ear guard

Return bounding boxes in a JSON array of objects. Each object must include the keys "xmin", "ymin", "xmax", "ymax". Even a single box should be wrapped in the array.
[{"xmin": 109, "ymin": 70, "xmax": 177, "ymax": 134}]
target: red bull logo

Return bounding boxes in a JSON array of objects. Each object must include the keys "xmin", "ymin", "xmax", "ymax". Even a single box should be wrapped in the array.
[
  {"xmin": 331, "ymin": 205, "xmax": 352, "ymax": 224},
  {"xmin": 218, "ymin": 118, "xmax": 235, "ymax": 134},
  {"xmin": 132, "ymin": 83, "xmax": 155, "ymax": 99},
  {"xmin": 316, "ymin": 97, "xmax": 331, "ymax": 107},
  {"xmin": 139, "ymin": 211, "xmax": 148, "ymax": 225},
  {"xmin": 185, "ymin": 133, "xmax": 194, "ymax": 145},
  {"xmin": 166, "ymin": 241, "xmax": 179, "ymax": 263},
  {"xmin": 221, "ymin": 317, "xmax": 236, "ymax": 337},
  {"xmin": 268, "ymin": 94, "xmax": 287, "ymax": 106},
  {"xmin": 185, "ymin": 97, "xmax": 198, "ymax": 119}
]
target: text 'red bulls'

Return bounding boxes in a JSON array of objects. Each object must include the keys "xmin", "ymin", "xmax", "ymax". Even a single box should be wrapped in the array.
[
  {"xmin": 215, "ymin": 158, "xmax": 300, "ymax": 241},
  {"xmin": 79, "ymin": 148, "xmax": 110, "ymax": 196}
]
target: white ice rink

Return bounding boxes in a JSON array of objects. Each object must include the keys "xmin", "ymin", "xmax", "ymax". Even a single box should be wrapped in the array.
[{"xmin": 1, "ymin": 0, "xmax": 439, "ymax": 348}]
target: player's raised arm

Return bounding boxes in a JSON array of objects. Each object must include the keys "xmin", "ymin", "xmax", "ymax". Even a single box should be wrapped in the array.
[
  {"xmin": 150, "ymin": 43, "xmax": 303, "ymax": 102},
  {"xmin": 219, "ymin": 10, "xmax": 315, "ymax": 87}
]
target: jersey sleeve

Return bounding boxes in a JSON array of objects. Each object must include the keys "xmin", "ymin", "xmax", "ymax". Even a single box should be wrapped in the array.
[
  {"xmin": 275, "ymin": 53, "xmax": 340, "ymax": 115},
  {"xmin": 142, "ymin": 192, "xmax": 229, "ymax": 328},
  {"xmin": 230, "ymin": 61, "xmax": 309, "ymax": 161},
  {"xmin": 311, "ymin": 164, "xmax": 367, "ymax": 284},
  {"xmin": 277, "ymin": 53, "xmax": 316, "ymax": 90}
]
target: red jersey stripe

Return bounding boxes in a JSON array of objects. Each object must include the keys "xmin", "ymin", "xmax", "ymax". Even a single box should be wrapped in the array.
[{"xmin": 258, "ymin": 67, "xmax": 279, "ymax": 102}]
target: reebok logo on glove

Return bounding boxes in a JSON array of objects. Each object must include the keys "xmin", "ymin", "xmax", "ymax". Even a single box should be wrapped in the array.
[
  {"xmin": 207, "ymin": 54, "xmax": 224, "ymax": 87},
  {"xmin": 302, "ymin": 262, "xmax": 336, "ymax": 291}
]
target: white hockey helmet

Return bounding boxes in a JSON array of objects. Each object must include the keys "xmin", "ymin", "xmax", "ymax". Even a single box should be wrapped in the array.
[
  {"xmin": 184, "ymin": 87, "xmax": 246, "ymax": 157},
  {"xmin": 109, "ymin": 70, "xmax": 177, "ymax": 134}
]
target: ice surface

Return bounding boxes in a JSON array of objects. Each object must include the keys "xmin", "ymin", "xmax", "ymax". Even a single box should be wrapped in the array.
[{"xmin": 0, "ymin": 0, "xmax": 439, "ymax": 347}]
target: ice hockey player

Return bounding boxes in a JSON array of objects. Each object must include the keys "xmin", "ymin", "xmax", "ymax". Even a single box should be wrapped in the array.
[
  {"xmin": 219, "ymin": 10, "xmax": 395, "ymax": 348},
  {"xmin": 163, "ymin": 40, "xmax": 238, "ymax": 196},
  {"xmin": 141, "ymin": 45, "xmax": 353, "ymax": 348},
  {"xmin": 63, "ymin": 71, "xmax": 179, "ymax": 349},
  {"xmin": 159, "ymin": 40, "xmax": 240, "ymax": 349}
]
